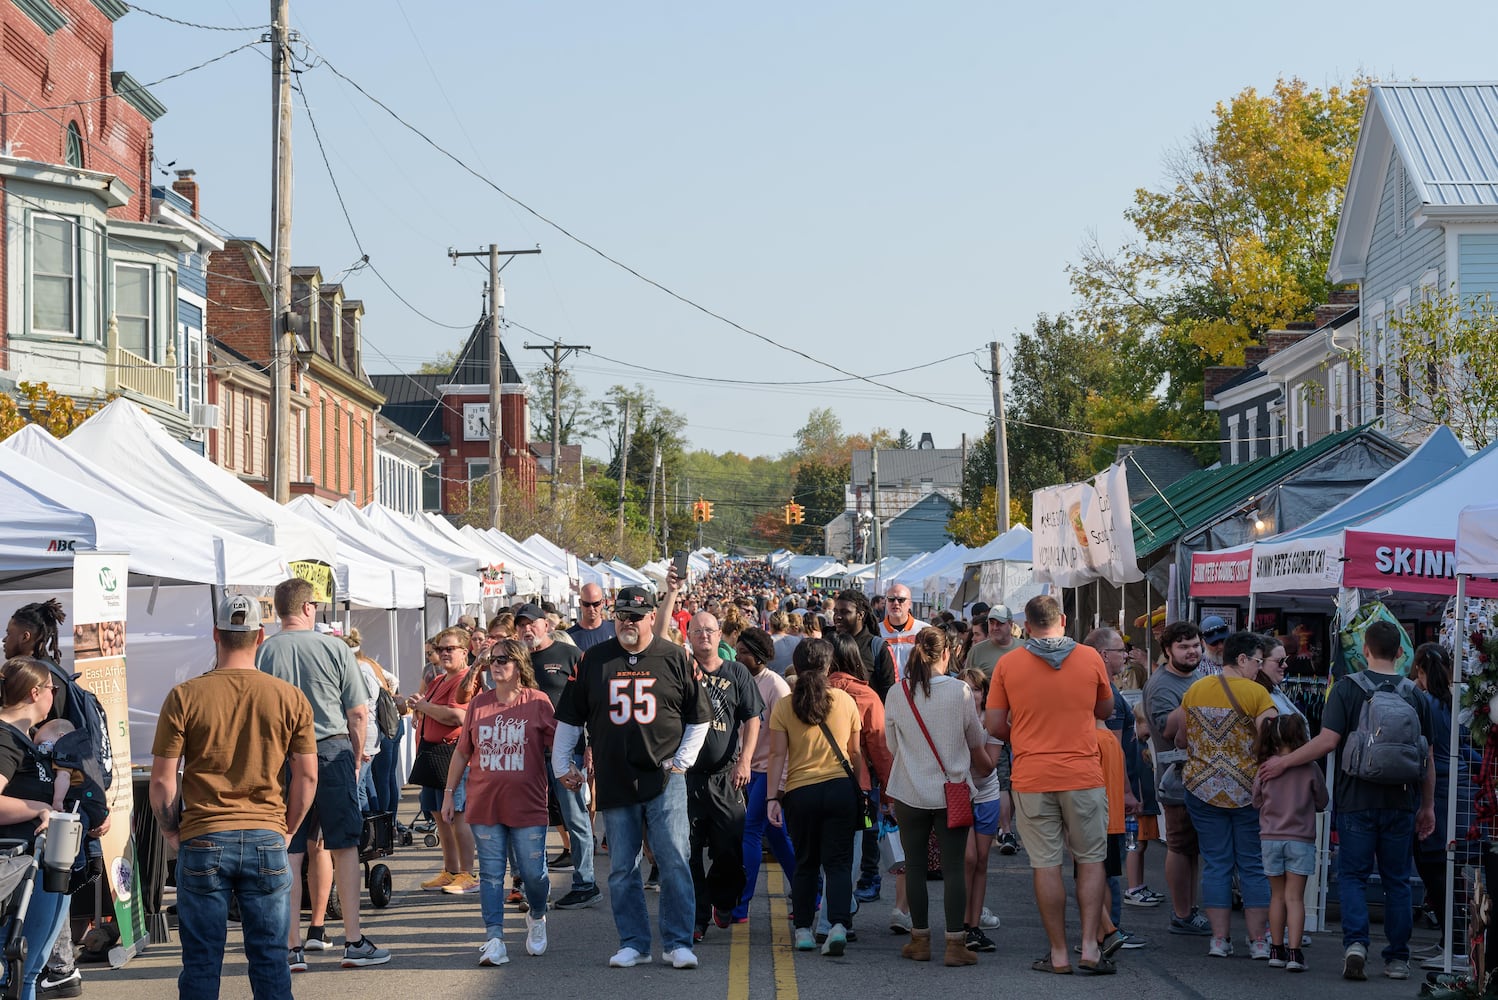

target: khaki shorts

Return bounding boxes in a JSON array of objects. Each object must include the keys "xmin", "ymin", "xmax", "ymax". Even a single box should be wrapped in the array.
[
  {"xmin": 1163, "ymin": 802, "xmax": 1199, "ymax": 856},
  {"xmin": 1012, "ymin": 786, "xmax": 1108, "ymax": 869}
]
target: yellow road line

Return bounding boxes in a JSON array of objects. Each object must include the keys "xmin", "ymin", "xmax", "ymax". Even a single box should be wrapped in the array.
[
  {"xmin": 767, "ymin": 867, "xmax": 798, "ymax": 1000},
  {"xmin": 728, "ymin": 910, "xmax": 750, "ymax": 1000}
]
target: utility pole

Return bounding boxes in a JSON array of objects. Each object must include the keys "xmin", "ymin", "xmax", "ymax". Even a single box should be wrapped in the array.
[
  {"xmin": 646, "ymin": 438, "xmax": 659, "ymax": 550},
  {"xmin": 523, "ymin": 339, "xmax": 589, "ymax": 520},
  {"xmin": 268, "ymin": 0, "xmax": 296, "ymax": 504},
  {"xmin": 659, "ymin": 453, "xmax": 669, "ymax": 557},
  {"xmin": 870, "ymin": 446, "xmax": 882, "ymax": 591},
  {"xmin": 447, "ymin": 245, "xmax": 541, "ymax": 530},
  {"xmin": 991, "ymin": 341, "xmax": 1011, "ymax": 534},
  {"xmin": 615, "ymin": 398, "xmax": 631, "ymax": 550}
]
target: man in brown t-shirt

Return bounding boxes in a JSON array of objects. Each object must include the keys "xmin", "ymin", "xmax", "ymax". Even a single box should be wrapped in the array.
[{"xmin": 151, "ymin": 594, "xmax": 316, "ymax": 998}]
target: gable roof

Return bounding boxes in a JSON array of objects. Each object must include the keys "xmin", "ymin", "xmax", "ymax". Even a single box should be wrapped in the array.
[
  {"xmin": 448, "ymin": 314, "xmax": 524, "ymax": 386},
  {"xmin": 1331, "ymin": 83, "xmax": 1498, "ymax": 282}
]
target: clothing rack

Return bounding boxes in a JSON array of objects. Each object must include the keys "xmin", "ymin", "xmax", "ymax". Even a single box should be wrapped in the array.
[{"xmin": 1280, "ymin": 676, "xmax": 1330, "ymax": 732}]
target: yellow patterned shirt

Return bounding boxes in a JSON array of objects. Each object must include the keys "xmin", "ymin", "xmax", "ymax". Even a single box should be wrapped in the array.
[{"xmin": 1181, "ymin": 675, "xmax": 1276, "ymax": 808}]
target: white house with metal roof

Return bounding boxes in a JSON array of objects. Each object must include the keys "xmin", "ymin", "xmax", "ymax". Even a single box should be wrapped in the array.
[{"xmin": 1329, "ymin": 82, "xmax": 1498, "ymax": 446}]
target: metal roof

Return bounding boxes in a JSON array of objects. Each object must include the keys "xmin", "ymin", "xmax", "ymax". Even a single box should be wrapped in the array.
[
  {"xmin": 449, "ymin": 314, "xmax": 524, "ymax": 386},
  {"xmin": 1376, "ymin": 83, "xmax": 1498, "ymax": 208},
  {"xmin": 1129, "ymin": 426, "xmax": 1402, "ymax": 557},
  {"xmin": 850, "ymin": 448, "xmax": 964, "ymax": 487}
]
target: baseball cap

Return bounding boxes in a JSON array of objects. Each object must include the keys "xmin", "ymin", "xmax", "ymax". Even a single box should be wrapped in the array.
[
  {"xmin": 1201, "ymin": 615, "xmax": 1230, "ymax": 643},
  {"xmin": 614, "ymin": 586, "xmax": 657, "ymax": 619},
  {"xmin": 216, "ymin": 594, "xmax": 263, "ymax": 633},
  {"xmin": 512, "ymin": 603, "xmax": 545, "ymax": 623},
  {"xmin": 456, "ymin": 614, "xmax": 479, "ymax": 630},
  {"xmin": 988, "ymin": 604, "xmax": 1014, "ymax": 624}
]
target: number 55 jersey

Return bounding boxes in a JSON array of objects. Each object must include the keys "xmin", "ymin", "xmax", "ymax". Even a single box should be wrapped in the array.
[{"xmin": 556, "ymin": 635, "xmax": 710, "ymax": 808}]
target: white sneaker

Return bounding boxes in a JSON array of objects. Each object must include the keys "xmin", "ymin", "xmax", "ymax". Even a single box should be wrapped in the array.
[
  {"xmin": 665, "ymin": 946, "xmax": 699, "ymax": 969},
  {"xmin": 979, "ymin": 906, "xmax": 1000, "ymax": 930},
  {"xmin": 479, "ymin": 938, "xmax": 509, "ymax": 967},
  {"xmin": 889, "ymin": 908, "xmax": 912, "ymax": 934},
  {"xmin": 1249, "ymin": 936, "xmax": 1271, "ymax": 960},
  {"xmin": 1209, "ymin": 936, "xmax": 1234, "ymax": 958},
  {"xmin": 608, "ymin": 947, "xmax": 651, "ymax": 968},
  {"xmin": 525, "ymin": 914, "xmax": 547, "ymax": 957}
]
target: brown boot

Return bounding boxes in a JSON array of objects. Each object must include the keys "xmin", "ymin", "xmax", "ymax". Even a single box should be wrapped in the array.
[
  {"xmin": 901, "ymin": 928, "xmax": 931, "ymax": 961},
  {"xmin": 944, "ymin": 931, "xmax": 978, "ymax": 966}
]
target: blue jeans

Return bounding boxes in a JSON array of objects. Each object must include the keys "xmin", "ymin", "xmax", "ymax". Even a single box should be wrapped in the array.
[
  {"xmin": 372, "ymin": 720, "xmax": 404, "ymax": 817},
  {"xmin": 357, "ymin": 758, "xmax": 377, "ymax": 813},
  {"xmin": 546, "ymin": 751, "xmax": 596, "ymax": 889},
  {"xmin": 472, "ymin": 824, "xmax": 548, "ymax": 939},
  {"xmin": 602, "ymin": 771, "xmax": 693, "ymax": 954},
  {"xmin": 1337, "ymin": 808, "xmax": 1415, "ymax": 961},
  {"xmin": 1184, "ymin": 792, "xmax": 1269, "ymax": 911},
  {"xmin": 175, "ymin": 829, "xmax": 292, "ymax": 1000},
  {"xmin": 1109, "ymin": 874, "xmax": 1123, "ymax": 929},
  {"xmin": 19, "ymin": 879, "xmax": 68, "ymax": 1000},
  {"xmin": 736, "ymin": 770, "xmax": 796, "ymax": 920}
]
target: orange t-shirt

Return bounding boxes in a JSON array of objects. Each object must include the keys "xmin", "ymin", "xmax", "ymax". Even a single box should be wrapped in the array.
[
  {"xmin": 1096, "ymin": 727, "xmax": 1124, "ymax": 835},
  {"xmin": 986, "ymin": 644, "xmax": 1110, "ymax": 793}
]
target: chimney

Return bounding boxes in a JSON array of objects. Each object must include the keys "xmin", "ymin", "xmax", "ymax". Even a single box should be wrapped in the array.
[{"xmin": 172, "ymin": 168, "xmax": 199, "ymax": 219}]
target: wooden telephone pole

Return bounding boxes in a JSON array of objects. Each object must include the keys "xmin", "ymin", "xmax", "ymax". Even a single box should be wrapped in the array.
[
  {"xmin": 446, "ymin": 245, "xmax": 540, "ymax": 529},
  {"xmin": 523, "ymin": 339, "xmax": 590, "ymax": 527}
]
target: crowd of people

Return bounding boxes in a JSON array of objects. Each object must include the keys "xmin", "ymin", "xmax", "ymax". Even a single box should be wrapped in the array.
[{"xmin": 0, "ymin": 557, "xmax": 1469, "ymax": 998}]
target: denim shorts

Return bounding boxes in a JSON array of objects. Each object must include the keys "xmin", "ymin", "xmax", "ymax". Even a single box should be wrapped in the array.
[
  {"xmin": 1261, "ymin": 838, "xmax": 1316, "ymax": 877},
  {"xmin": 419, "ymin": 769, "xmax": 468, "ymax": 815},
  {"xmin": 972, "ymin": 797, "xmax": 1001, "ymax": 837}
]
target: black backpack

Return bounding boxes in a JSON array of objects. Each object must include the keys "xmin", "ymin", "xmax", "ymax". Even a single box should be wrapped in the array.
[{"xmin": 375, "ymin": 686, "xmax": 401, "ymax": 741}]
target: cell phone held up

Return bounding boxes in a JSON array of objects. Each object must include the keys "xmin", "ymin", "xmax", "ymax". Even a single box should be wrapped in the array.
[{"xmin": 672, "ymin": 551, "xmax": 689, "ymax": 581}]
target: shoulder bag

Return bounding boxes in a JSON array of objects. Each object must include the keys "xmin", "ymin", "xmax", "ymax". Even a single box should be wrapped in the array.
[
  {"xmin": 902, "ymin": 679, "xmax": 974, "ymax": 829},
  {"xmin": 409, "ymin": 672, "xmax": 463, "ymax": 790},
  {"xmin": 818, "ymin": 718, "xmax": 876, "ymax": 831}
]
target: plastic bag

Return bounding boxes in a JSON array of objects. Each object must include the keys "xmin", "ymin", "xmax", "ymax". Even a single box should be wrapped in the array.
[{"xmin": 1338, "ymin": 601, "xmax": 1414, "ymax": 675}]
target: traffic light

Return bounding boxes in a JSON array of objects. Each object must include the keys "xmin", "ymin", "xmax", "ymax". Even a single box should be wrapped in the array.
[
  {"xmin": 783, "ymin": 503, "xmax": 794, "ymax": 525},
  {"xmin": 703, "ymin": 501, "xmax": 713, "ymax": 522},
  {"xmin": 784, "ymin": 501, "xmax": 804, "ymax": 525},
  {"xmin": 692, "ymin": 499, "xmax": 714, "ymax": 523}
]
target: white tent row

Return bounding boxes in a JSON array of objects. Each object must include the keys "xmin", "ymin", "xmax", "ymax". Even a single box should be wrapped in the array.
[
  {"xmin": 354, "ymin": 503, "xmax": 481, "ymax": 616},
  {"xmin": 961, "ymin": 525, "xmax": 1040, "ymax": 610},
  {"xmin": 66, "ymin": 398, "xmax": 337, "ymax": 565},
  {"xmin": 286, "ymin": 497, "xmax": 426, "ymax": 610},
  {"xmin": 843, "ymin": 556, "xmax": 906, "ymax": 595},
  {"xmin": 885, "ymin": 544, "xmax": 960, "ymax": 603}
]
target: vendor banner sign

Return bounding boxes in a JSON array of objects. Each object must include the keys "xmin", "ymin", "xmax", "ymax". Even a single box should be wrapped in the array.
[
  {"xmin": 1344, "ymin": 531, "xmax": 1498, "ymax": 597},
  {"xmin": 1250, "ymin": 536, "xmax": 1345, "ymax": 594},
  {"xmin": 72, "ymin": 551, "xmax": 148, "ymax": 965},
  {"xmin": 1033, "ymin": 482, "xmax": 1098, "ymax": 588},
  {"xmin": 1084, "ymin": 463, "xmax": 1145, "ymax": 585},
  {"xmin": 1189, "ymin": 548, "xmax": 1253, "ymax": 597}
]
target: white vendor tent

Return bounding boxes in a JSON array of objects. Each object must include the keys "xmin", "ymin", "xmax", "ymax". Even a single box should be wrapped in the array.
[
  {"xmin": 2, "ymin": 425, "xmax": 290, "ymax": 586},
  {"xmin": 287, "ymin": 497, "xmax": 425, "ymax": 609},
  {"xmin": 357, "ymin": 502, "xmax": 482, "ymax": 610},
  {"xmin": 961, "ymin": 525, "xmax": 1039, "ymax": 609},
  {"xmin": 65, "ymin": 398, "xmax": 337, "ymax": 565},
  {"xmin": 1457, "ymin": 501, "xmax": 1498, "ymax": 578}
]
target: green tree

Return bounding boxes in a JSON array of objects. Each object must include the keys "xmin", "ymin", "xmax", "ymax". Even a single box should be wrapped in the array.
[
  {"xmin": 1070, "ymin": 76, "xmax": 1368, "ymax": 449},
  {"xmin": 791, "ymin": 459, "xmax": 848, "ymax": 554},
  {"xmin": 1366, "ymin": 290, "xmax": 1498, "ymax": 449},
  {"xmin": 895, "ymin": 428, "xmax": 914, "ymax": 450},
  {"xmin": 527, "ymin": 366, "xmax": 604, "ymax": 447}
]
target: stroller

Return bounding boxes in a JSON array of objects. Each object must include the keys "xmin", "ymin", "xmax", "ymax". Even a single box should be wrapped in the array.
[{"xmin": 0, "ymin": 838, "xmax": 44, "ymax": 1000}]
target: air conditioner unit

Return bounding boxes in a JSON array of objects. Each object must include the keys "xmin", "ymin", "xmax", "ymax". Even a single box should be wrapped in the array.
[{"xmin": 190, "ymin": 403, "xmax": 220, "ymax": 429}]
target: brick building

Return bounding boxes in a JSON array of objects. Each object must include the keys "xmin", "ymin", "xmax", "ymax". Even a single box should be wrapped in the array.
[
  {"xmin": 0, "ymin": 0, "xmax": 203, "ymax": 436},
  {"xmin": 205, "ymin": 239, "xmax": 384, "ymax": 501},
  {"xmin": 372, "ymin": 312, "xmax": 535, "ymax": 517}
]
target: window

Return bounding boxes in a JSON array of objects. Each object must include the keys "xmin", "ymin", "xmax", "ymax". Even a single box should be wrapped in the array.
[
  {"xmin": 242, "ymin": 395, "xmax": 253, "ymax": 473},
  {"xmin": 319, "ymin": 400, "xmax": 328, "ymax": 486},
  {"xmin": 333, "ymin": 413, "xmax": 342, "ymax": 492},
  {"xmin": 65, "ymin": 123, "xmax": 83, "ymax": 168},
  {"xmin": 223, "ymin": 388, "xmax": 236, "ymax": 469},
  {"xmin": 1332, "ymin": 363, "xmax": 1349, "ymax": 432},
  {"xmin": 113, "ymin": 263, "xmax": 153, "ymax": 358},
  {"xmin": 1246, "ymin": 410, "xmax": 1259, "ymax": 461},
  {"xmin": 422, "ymin": 466, "xmax": 441, "ymax": 511},
  {"xmin": 467, "ymin": 460, "xmax": 490, "ymax": 504},
  {"xmin": 32, "ymin": 215, "xmax": 78, "ymax": 335}
]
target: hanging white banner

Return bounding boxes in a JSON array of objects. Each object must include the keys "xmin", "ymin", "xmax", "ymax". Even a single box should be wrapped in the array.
[
  {"xmin": 1033, "ymin": 482, "xmax": 1100, "ymax": 588},
  {"xmin": 1086, "ymin": 462, "xmax": 1145, "ymax": 585}
]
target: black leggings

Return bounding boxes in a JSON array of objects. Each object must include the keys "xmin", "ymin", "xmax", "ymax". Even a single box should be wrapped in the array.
[
  {"xmin": 783, "ymin": 778, "xmax": 857, "ymax": 929},
  {"xmin": 894, "ymin": 800, "xmax": 969, "ymax": 933}
]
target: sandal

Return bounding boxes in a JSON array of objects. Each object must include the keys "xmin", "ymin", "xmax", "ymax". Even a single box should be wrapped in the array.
[
  {"xmin": 1077, "ymin": 956, "xmax": 1117, "ymax": 975},
  {"xmin": 1031, "ymin": 957, "xmax": 1073, "ymax": 974}
]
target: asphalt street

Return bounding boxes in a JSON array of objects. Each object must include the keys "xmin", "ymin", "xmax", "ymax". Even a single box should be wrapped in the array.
[{"xmin": 87, "ymin": 808, "xmax": 1447, "ymax": 1000}]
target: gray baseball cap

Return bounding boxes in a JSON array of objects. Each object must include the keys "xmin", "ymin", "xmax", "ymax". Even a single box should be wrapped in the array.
[{"xmin": 216, "ymin": 593, "xmax": 263, "ymax": 633}]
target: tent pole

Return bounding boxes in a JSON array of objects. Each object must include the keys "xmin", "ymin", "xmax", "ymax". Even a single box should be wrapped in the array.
[
  {"xmin": 1248, "ymin": 592, "xmax": 1258, "ymax": 631},
  {"xmin": 1094, "ymin": 579, "xmax": 1101, "ymax": 630},
  {"xmin": 1443, "ymin": 572, "xmax": 1466, "ymax": 973}
]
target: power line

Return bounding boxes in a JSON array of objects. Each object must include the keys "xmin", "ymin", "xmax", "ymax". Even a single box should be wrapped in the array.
[
  {"xmin": 121, "ymin": 2, "xmax": 270, "ymax": 31},
  {"xmin": 0, "ymin": 41, "xmax": 263, "ymax": 116}
]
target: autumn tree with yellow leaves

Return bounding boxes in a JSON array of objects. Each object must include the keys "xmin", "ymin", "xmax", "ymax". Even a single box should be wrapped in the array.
[{"xmin": 0, "ymin": 382, "xmax": 109, "ymax": 440}]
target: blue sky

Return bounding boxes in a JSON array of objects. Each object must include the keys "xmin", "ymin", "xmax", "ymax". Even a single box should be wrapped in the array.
[{"xmin": 115, "ymin": 1, "xmax": 1498, "ymax": 458}]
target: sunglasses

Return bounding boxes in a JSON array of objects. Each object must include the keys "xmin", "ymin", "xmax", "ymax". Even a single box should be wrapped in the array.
[
  {"xmin": 434, "ymin": 645, "xmax": 466, "ymax": 653},
  {"xmin": 489, "ymin": 656, "xmax": 515, "ymax": 666},
  {"xmin": 580, "ymin": 600, "xmax": 606, "ymax": 609},
  {"xmin": 885, "ymin": 596, "xmax": 910, "ymax": 604},
  {"xmin": 615, "ymin": 613, "xmax": 648, "ymax": 623}
]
